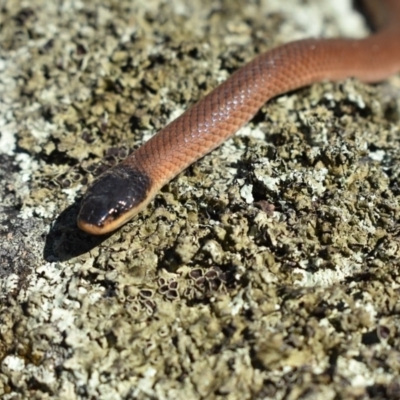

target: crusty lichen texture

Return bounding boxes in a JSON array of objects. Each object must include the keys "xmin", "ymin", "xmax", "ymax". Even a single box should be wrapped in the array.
[{"xmin": 0, "ymin": 0, "xmax": 400, "ymax": 399}]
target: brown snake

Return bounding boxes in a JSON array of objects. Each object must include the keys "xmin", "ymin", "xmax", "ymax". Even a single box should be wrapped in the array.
[{"xmin": 77, "ymin": 0, "xmax": 400, "ymax": 235}]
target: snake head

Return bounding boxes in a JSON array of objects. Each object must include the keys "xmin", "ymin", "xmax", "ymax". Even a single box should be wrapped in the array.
[{"xmin": 77, "ymin": 164, "xmax": 151, "ymax": 235}]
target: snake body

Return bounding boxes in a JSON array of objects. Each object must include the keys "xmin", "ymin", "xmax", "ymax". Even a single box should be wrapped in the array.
[{"xmin": 78, "ymin": 0, "xmax": 400, "ymax": 235}]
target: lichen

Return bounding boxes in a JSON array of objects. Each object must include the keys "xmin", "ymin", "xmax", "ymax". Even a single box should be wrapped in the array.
[{"xmin": 0, "ymin": 0, "xmax": 399, "ymax": 399}]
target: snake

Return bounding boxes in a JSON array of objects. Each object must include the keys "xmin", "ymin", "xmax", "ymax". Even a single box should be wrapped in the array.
[{"xmin": 77, "ymin": 0, "xmax": 400, "ymax": 235}]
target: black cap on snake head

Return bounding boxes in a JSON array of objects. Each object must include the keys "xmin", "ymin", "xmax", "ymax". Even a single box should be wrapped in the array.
[{"xmin": 77, "ymin": 164, "xmax": 151, "ymax": 235}]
